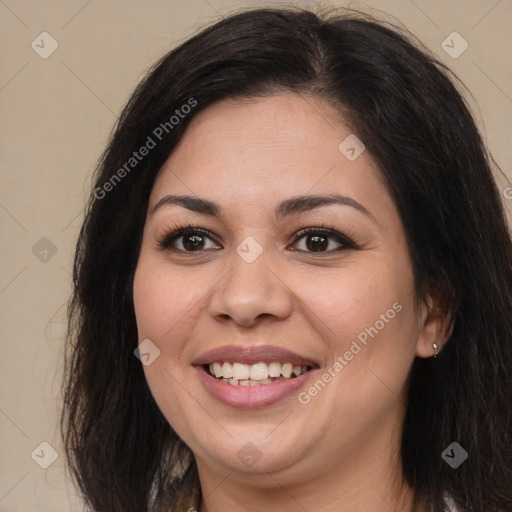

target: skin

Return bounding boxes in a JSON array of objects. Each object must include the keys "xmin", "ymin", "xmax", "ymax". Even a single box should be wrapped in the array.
[{"xmin": 132, "ymin": 93, "xmax": 451, "ymax": 512}]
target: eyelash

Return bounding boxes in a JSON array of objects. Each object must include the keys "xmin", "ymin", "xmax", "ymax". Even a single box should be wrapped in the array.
[{"xmin": 156, "ymin": 221, "xmax": 357, "ymax": 255}]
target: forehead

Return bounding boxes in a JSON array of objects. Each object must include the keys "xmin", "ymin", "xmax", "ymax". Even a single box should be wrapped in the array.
[
  {"xmin": 160, "ymin": 93, "xmax": 349, "ymax": 171},
  {"xmin": 149, "ymin": 93, "xmax": 391, "ymax": 221}
]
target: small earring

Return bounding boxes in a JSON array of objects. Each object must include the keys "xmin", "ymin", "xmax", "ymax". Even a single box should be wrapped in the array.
[{"xmin": 433, "ymin": 343, "xmax": 438, "ymax": 358}]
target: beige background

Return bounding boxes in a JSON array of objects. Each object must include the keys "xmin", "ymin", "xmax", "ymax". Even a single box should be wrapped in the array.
[{"xmin": 0, "ymin": 0, "xmax": 510, "ymax": 510}]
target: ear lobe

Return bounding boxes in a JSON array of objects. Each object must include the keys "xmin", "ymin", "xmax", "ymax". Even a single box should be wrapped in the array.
[{"xmin": 415, "ymin": 290, "xmax": 454, "ymax": 358}]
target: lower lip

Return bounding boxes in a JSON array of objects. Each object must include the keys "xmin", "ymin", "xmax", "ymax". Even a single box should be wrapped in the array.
[{"xmin": 195, "ymin": 365, "xmax": 318, "ymax": 408}]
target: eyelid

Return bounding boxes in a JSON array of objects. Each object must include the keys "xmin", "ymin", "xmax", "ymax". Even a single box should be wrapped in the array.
[
  {"xmin": 290, "ymin": 225, "xmax": 356, "ymax": 250},
  {"xmin": 155, "ymin": 222, "xmax": 357, "ymax": 253},
  {"xmin": 156, "ymin": 223, "xmax": 221, "ymax": 251}
]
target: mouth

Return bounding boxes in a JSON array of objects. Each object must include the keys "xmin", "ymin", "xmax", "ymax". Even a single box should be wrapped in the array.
[
  {"xmin": 192, "ymin": 345, "xmax": 320, "ymax": 408},
  {"xmin": 203, "ymin": 361, "xmax": 315, "ymax": 386}
]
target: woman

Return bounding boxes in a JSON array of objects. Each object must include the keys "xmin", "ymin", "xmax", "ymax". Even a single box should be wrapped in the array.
[{"xmin": 60, "ymin": 7, "xmax": 512, "ymax": 512}]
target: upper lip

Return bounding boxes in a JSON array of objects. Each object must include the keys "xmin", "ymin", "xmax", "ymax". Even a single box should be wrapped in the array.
[{"xmin": 192, "ymin": 344, "xmax": 320, "ymax": 367}]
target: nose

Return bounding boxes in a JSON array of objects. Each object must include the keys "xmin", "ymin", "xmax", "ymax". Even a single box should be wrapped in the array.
[{"xmin": 208, "ymin": 249, "xmax": 293, "ymax": 327}]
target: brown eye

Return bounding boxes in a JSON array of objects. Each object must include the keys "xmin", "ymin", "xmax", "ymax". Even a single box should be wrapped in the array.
[
  {"xmin": 158, "ymin": 227, "xmax": 221, "ymax": 252},
  {"xmin": 290, "ymin": 228, "xmax": 355, "ymax": 254},
  {"xmin": 309, "ymin": 233, "xmax": 331, "ymax": 251},
  {"xmin": 181, "ymin": 233, "xmax": 206, "ymax": 251}
]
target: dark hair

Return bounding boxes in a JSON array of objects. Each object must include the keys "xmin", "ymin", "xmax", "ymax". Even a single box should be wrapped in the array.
[{"xmin": 60, "ymin": 6, "xmax": 512, "ymax": 512}]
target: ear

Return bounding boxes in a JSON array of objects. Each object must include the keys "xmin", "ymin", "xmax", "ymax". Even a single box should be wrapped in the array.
[{"xmin": 415, "ymin": 287, "xmax": 454, "ymax": 358}]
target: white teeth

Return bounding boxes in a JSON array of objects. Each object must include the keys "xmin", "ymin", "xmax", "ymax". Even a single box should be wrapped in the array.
[
  {"xmin": 208, "ymin": 361, "xmax": 311, "ymax": 381},
  {"xmin": 213, "ymin": 362, "xmax": 223, "ymax": 377},
  {"xmin": 232, "ymin": 362, "xmax": 250, "ymax": 380},
  {"xmin": 222, "ymin": 362, "xmax": 232, "ymax": 379},
  {"xmin": 281, "ymin": 363, "xmax": 293, "ymax": 378},
  {"xmin": 222, "ymin": 378, "xmax": 277, "ymax": 386},
  {"xmin": 249, "ymin": 362, "xmax": 268, "ymax": 381},
  {"xmin": 268, "ymin": 361, "xmax": 281, "ymax": 377}
]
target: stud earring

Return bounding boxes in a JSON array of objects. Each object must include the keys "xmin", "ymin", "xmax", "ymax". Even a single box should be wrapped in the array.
[{"xmin": 433, "ymin": 343, "xmax": 438, "ymax": 358}]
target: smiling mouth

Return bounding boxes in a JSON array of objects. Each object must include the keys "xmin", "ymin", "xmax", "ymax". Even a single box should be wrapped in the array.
[{"xmin": 204, "ymin": 361, "xmax": 314, "ymax": 386}]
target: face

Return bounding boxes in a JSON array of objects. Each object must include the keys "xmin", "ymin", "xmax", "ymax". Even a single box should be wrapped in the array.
[{"xmin": 133, "ymin": 93, "xmax": 436, "ymax": 485}]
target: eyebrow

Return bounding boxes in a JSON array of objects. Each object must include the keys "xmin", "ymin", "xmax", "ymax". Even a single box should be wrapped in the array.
[{"xmin": 151, "ymin": 193, "xmax": 375, "ymax": 223}]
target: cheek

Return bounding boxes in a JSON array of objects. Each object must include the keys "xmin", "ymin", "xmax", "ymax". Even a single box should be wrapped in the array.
[
  {"xmin": 133, "ymin": 256, "xmax": 199, "ymax": 430},
  {"xmin": 133, "ymin": 256, "xmax": 202, "ymax": 345},
  {"xmin": 296, "ymin": 264, "xmax": 417, "ymax": 425},
  {"xmin": 299, "ymin": 263, "xmax": 405, "ymax": 352},
  {"xmin": 297, "ymin": 256, "xmax": 419, "ymax": 407}
]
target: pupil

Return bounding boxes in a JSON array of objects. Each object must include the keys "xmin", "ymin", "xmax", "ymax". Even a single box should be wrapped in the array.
[
  {"xmin": 307, "ymin": 234, "xmax": 327, "ymax": 251},
  {"xmin": 184, "ymin": 234, "xmax": 204, "ymax": 250}
]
